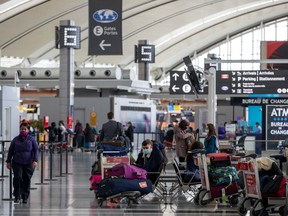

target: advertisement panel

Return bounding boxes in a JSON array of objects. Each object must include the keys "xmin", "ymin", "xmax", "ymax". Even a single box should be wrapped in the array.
[{"xmin": 266, "ymin": 105, "xmax": 288, "ymax": 149}]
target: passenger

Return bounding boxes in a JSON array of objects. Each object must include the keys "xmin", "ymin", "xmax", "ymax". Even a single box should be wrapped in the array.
[
  {"xmin": 99, "ymin": 111, "xmax": 124, "ymax": 141},
  {"xmin": 58, "ymin": 120, "xmax": 67, "ymax": 142},
  {"xmin": 74, "ymin": 120, "xmax": 84, "ymax": 149},
  {"xmin": 163, "ymin": 124, "xmax": 174, "ymax": 144},
  {"xmin": 135, "ymin": 139, "xmax": 165, "ymax": 184},
  {"xmin": 125, "ymin": 121, "xmax": 134, "ymax": 151},
  {"xmin": 182, "ymin": 141, "xmax": 204, "ymax": 183},
  {"xmin": 84, "ymin": 123, "xmax": 96, "ymax": 149},
  {"xmin": 204, "ymin": 123, "xmax": 217, "ymax": 154},
  {"xmin": 6, "ymin": 122, "xmax": 39, "ymax": 204},
  {"xmin": 174, "ymin": 119, "xmax": 194, "ymax": 162},
  {"xmin": 45, "ymin": 122, "xmax": 58, "ymax": 143}
]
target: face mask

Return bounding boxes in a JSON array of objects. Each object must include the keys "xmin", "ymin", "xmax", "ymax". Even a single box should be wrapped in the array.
[
  {"xmin": 205, "ymin": 129, "xmax": 209, "ymax": 133},
  {"xmin": 20, "ymin": 131, "xmax": 29, "ymax": 137},
  {"xmin": 143, "ymin": 149, "xmax": 152, "ymax": 155}
]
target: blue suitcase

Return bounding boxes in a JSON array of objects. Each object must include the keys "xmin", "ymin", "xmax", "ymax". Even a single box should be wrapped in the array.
[
  {"xmin": 97, "ymin": 178, "xmax": 153, "ymax": 198},
  {"xmin": 100, "ymin": 144, "xmax": 128, "ymax": 156}
]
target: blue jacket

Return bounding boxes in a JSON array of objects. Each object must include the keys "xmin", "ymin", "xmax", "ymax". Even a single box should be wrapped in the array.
[
  {"xmin": 204, "ymin": 135, "xmax": 217, "ymax": 154},
  {"xmin": 6, "ymin": 134, "xmax": 39, "ymax": 165}
]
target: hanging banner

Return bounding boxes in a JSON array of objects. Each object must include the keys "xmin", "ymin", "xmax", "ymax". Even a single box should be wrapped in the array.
[{"xmin": 88, "ymin": 0, "xmax": 122, "ymax": 55}]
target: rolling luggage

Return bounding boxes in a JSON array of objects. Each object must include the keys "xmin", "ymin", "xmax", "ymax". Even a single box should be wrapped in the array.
[
  {"xmin": 210, "ymin": 181, "xmax": 238, "ymax": 198},
  {"xmin": 97, "ymin": 178, "xmax": 153, "ymax": 198},
  {"xmin": 89, "ymin": 172, "xmax": 102, "ymax": 190},
  {"xmin": 207, "ymin": 152, "xmax": 231, "ymax": 167},
  {"xmin": 108, "ymin": 163, "xmax": 147, "ymax": 179}
]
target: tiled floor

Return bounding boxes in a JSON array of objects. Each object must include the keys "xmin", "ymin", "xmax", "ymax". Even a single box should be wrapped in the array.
[{"xmin": 0, "ymin": 148, "xmax": 283, "ymax": 215}]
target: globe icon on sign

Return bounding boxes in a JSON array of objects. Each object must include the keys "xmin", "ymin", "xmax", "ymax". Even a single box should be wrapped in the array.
[{"xmin": 93, "ymin": 9, "xmax": 118, "ymax": 23}]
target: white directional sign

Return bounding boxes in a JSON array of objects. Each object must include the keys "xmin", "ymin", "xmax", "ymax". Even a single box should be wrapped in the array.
[{"xmin": 169, "ymin": 71, "xmax": 207, "ymax": 95}]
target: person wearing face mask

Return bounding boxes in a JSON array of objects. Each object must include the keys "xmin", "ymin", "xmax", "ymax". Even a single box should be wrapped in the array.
[
  {"xmin": 6, "ymin": 122, "xmax": 39, "ymax": 204},
  {"xmin": 135, "ymin": 139, "xmax": 165, "ymax": 183},
  {"xmin": 204, "ymin": 123, "xmax": 218, "ymax": 154}
]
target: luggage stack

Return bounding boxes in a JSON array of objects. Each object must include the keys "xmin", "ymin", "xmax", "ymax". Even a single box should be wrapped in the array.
[
  {"xmin": 207, "ymin": 153, "xmax": 239, "ymax": 200},
  {"xmin": 96, "ymin": 163, "xmax": 153, "ymax": 208}
]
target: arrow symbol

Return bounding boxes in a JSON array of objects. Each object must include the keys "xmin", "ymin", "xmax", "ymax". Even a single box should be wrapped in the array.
[
  {"xmin": 172, "ymin": 73, "xmax": 179, "ymax": 81},
  {"xmin": 99, "ymin": 40, "xmax": 111, "ymax": 50},
  {"xmin": 172, "ymin": 85, "xmax": 180, "ymax": 92}
]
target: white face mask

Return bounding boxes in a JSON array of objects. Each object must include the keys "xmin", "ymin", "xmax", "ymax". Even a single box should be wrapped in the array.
[{"xmin": 205, "ymin": 129, "xmax": 209, "ymax": 133}]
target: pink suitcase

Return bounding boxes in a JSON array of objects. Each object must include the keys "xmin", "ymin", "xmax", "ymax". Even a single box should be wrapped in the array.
[
  {"xmin": 210, "ymin": 181, "xmax": 238, "ymax": 198},
  {"xmin": 89, "ymin": 173, "xmax": 102, "ymax": 190},
  {"xmin": 108, "ymin": 163, "xmax": 147, "ymax": 179}
]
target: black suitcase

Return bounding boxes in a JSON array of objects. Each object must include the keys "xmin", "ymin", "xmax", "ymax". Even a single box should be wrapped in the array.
[{"xmin": 97, "ymin": 178, "xmax": 153, "ymax": 198}]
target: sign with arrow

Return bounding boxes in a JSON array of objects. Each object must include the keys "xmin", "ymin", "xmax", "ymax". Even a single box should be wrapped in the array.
[
  {"xmin": 88, "ymin": 0, "xmax": 122, "ymax": 55},
  {"xmin": 169, "ymin": 71, "xmax": 207, "ymax": 95}
]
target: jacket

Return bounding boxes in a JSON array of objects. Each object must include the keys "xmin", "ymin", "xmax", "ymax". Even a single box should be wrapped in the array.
[
  {"xmin": 125, "ymin": 125, "xmax": 134, "ymax": 142},
  {"xmin": 6, "ymin": 134, "xmax": 39, "ymax": 165},
  {"xmin": 174, "ymin": 126, "xmax": 191, "ymax": 158},
  {"xmin": 204, "ymin": 135, "xmax": 217, "ymax": 154},
  {"xmin": 100, "ymin": 120, "xmax": 124, "ymax": 141}
]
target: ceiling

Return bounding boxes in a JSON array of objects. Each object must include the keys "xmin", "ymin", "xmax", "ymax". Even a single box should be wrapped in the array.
[{"xmin": 1, "ymin": 0, "xmax": 288, "ymax": 72}]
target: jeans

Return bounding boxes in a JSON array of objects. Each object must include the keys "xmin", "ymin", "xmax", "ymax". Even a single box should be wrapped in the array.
[
  {"xmin": 12, "ymin": 162, "xmax": 34, "ymax": 200},
  {"xmin": 76, "ymin": 135, "xmax": 84, "ymax": 148}
]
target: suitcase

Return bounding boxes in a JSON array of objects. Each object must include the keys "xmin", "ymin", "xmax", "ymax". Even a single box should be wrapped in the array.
[
  {"xmin": 100, "ymin": 140, "xmax": 123, "ymax": 147},
  {"xmin": 210, "ymin": 181, "xmax": 238, "ymax": 198},
  {"xmin": 101, "ymin": 144, "xmax": 128, "ymax": 156},
  {"xmin": 207, "ymin": 153, "xmax": 231, "ymax": 167},
  {"xmin": 208, "ymin": 165, "xmax": 238, "ymax": 185},
  {"xmin": 108, "ymin": 163, "xmax": 147, "ymax": 179},
  {"xmin": 89, "ymin": 172, "xmax": 102, "ymax": 190},
  {"xmin": 97, "ymin": 178, "xmax": 153, "ymax": 198}
]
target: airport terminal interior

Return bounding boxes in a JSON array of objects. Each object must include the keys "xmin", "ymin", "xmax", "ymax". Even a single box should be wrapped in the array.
[{"xmin": 1, "ymin": 0, "xmax": 288, "ymax": 215}]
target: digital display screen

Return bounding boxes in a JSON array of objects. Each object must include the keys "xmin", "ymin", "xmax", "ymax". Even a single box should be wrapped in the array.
[
  {"xmin": 58, "ymin": 26, "xmax": 81, "ymax": 49},
  {"xmin": 136, "ymin": 45, "xmax": 155, "ymax": 63}
]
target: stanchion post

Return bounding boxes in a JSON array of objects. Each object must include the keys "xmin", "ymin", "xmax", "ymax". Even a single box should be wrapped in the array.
[
  {"xmin": 2, "ymin": 168, "xmax": 14, "ymax": 201},
  {"xmin": 55, "ymin": 140, "xmax": 65, "ymax": 177},
  {"xmin": 45, "ymin": 141, "xmax": 57, "ymax": 181},
  {"xmin": 65, "ymin": 141, "xmax": 72, "ymax": 175},
  {"xmin": 35, "ymin": 143, "xmax": 49, "ymax": 185},
  {"xmin": 0, "ymin": 141, "xmax": 8, "ymax": 178}
]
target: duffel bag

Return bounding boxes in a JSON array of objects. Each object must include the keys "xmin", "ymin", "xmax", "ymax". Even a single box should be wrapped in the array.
[
  {"xmin": 97, "ymin": 178, "xmax": 153, "ymax": 198},
  {"xmin": 108, "ymin": 163, "xmax": 147, "ymax": 179},
  {"xmin": 208, "ymin": 165, "xmax": 238, "ymax": 185}
]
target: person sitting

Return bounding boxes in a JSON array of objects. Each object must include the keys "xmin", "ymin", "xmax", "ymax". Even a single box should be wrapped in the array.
[
  {"xmin": 182, "ymin": 141, "xmax": 204, "ymax": 183},
  {"xmin": 135, "ymin": 139, "xmax": 165, "ymax": 184}
]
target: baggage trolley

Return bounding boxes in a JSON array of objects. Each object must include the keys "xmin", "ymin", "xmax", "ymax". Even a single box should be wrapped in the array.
[
  {"xmin": 237, "ymin": 155, "xmax": 287, "ymax": 216},
  {"xmin": 194, "ymin": 153, "xmax": 240, "ymax": 206}
]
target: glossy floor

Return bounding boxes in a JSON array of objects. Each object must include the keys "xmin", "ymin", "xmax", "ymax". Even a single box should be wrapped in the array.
[{"xmin": 0, "ymin": 149, "xmax": 282, "ymax": 215}]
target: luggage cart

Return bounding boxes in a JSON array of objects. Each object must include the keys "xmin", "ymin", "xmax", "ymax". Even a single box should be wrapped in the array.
[
  {"xmin": 237, "ymin": 155, "xmax": 287, "ymax": 216},
  {"xmin": 194, "ymin": 153, "xmax": 240, "ymax": 206}
]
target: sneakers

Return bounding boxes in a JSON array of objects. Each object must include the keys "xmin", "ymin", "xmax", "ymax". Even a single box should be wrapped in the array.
[
  {"xmin": 22, "ymin": 199, "xmax": 28, "ymax": 204},
  {"xmin": 14, "ymin": 197, "xmax": 20, "ymax": 203}
]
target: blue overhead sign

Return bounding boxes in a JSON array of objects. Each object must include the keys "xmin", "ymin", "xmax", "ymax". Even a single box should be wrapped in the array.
[{"xmin": 88, "ymin": 0, "xmax": 122, "ymax": 55}]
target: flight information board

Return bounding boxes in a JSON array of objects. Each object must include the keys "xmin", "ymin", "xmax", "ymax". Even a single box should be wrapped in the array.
[{"xmin": 216, "ymin": 70, "xmax": 288, "ymax": 94}]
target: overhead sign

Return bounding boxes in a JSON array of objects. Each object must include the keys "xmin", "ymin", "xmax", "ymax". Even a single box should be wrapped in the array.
[
  {"xmin": 266, "ymin": 105, "xmax": 288, "ymax": 149},
  {"xmin": 231, "ymin": 97, "xmax": 288, "ymax": 106},
  {"xmin": 217, "ymin": 70, "xmax": 288, "ymax": 94},
  {"xmin": 88, "ymin": 0, "xmax": 122, "ymax": 55},
  {"xmin": 169, "ymin": 71, "xmax": 207, "ymax": 95}
]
